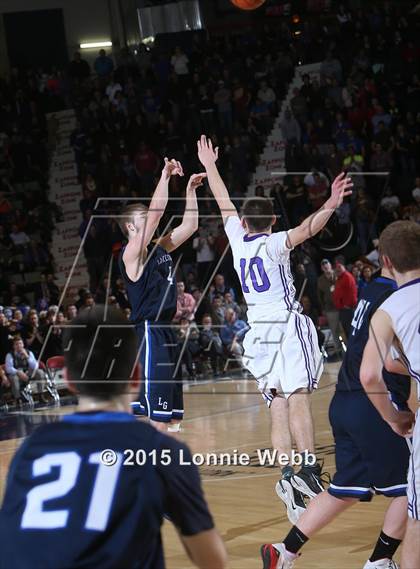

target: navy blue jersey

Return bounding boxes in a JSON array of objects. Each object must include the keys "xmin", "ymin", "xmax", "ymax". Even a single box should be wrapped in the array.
[
  {"xmin": 336, "ymin": 276, "xmax": 409, "ymax": 406},
  {"xmin": 0, "ymin": 412, "xmax": 213, "ymax": 569},
  {"xmin": 118, "ymin": 244, "xmax": 177, "ymax": 323}
]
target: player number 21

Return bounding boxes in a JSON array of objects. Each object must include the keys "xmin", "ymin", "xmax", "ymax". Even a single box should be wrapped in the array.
[
  {"xmin": 21, "ymin": 451, "xmax": 122, "ymax": 531},
  {"xmin": 240, "ymin": 257, "xmax": 271, "ymax": 293}
]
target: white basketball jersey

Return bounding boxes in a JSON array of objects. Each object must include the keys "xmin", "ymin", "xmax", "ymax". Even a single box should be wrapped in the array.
[
  {"xmin": 224, "ymin": 216, "xmax": 300, "ymax": 323},
  {"xmin": 380, "ymin": 279, "xmax": 420, "ymax": 386}
]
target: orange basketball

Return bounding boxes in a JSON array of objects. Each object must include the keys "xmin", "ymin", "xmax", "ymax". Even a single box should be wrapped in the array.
[{"xmin": 230, "ymin": 0, "xmax": 266, "ymax": 11}]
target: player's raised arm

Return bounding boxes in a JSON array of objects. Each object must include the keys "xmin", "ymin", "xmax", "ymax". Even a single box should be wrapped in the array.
[
  {"xmin": 286, "ymin": 172, "xmax": 353, "ymax": 248},
  {"xmin": 122, "ymin": 158, "xmax": 183, "ymax": 275},
  {"xmin": 197, "ymin": 135, "xmax": 238, "ymax": 223},
  {"xmin": 360, "ymin": 309, "xmax": 414, "ymax": 436},
  {"xmin": 156, "ymin": 173, "xmax": 206, "ymax": 252}
]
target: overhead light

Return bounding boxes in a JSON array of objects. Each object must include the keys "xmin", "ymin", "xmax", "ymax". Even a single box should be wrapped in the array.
[{"xmin": 80, "ymin": 41, "xmax": 112, "ymax": 49}]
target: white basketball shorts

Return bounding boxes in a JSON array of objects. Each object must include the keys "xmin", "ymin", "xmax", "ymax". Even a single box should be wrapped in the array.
[
  {"xmin": 243, "ymin": 310, "xmax": 323, "ymax": 405},
  {"xmin": 408, "ymin": 410, "xmax": 420, "ymax": 520}
]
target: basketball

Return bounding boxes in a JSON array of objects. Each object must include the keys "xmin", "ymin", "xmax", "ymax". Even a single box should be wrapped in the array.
[{"xmin": 230, "ymin": 0, "xmax": 266, "ymax": 11}]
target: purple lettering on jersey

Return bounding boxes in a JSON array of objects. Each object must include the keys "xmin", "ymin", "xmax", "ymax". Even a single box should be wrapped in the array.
[
  {"xmin": 240, "ymin": 258, "xmax": 250, "ymax": 293},
  {"xmin": 240, "ymin": 257, "xmax": 271, "ymax": 293}
]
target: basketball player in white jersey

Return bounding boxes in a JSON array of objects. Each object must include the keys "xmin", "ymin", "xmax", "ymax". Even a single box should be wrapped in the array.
[
  {"xmin": 197, "ymin": 135, "xmax": 353, "ymax": 522},
  {"xmin": 361, "ymin": 221, "xmax": 420, "ymax": 569}
]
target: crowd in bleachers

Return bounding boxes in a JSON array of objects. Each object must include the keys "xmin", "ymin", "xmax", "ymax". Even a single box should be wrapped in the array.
[{"xmin": 0, "ymin": 0, "xmax": 419, "ymax": 406}]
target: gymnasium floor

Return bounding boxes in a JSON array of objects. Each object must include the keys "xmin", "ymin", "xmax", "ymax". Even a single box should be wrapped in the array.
[{"xmin": 0, "ymin": 363, "xmax": 398, "ymax": 569}]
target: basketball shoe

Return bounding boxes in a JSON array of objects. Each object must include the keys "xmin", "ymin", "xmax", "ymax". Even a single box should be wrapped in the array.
[
  {"xmin": 362, "ymin": 559, "xmax": 399, "ymax": 569},
  {"xmin": 260, "ymin": 543, "xmax": 297, "ymax": 569},
  {"xmin": 275, "ymin": 479, "xmax": 306, "ymax": 524},
  {"xmin": 290, "ymin": 463, "xmax": 325, "ymax": 499}
]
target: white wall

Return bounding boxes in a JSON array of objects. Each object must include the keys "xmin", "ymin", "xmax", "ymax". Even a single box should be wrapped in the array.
[{"xmin": 0, "ymin": 0, "xmax": 116, "ymax": 72}]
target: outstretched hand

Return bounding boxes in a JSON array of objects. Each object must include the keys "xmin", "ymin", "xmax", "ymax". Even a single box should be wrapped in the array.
[
  {"xmin": 328, "ymin": 172, "xmax": 353, "ymax": 209},
  {"xmin": 197, "ymin": 135, "xmax": 219, "ymax": 168},
  {"xmin": 187, "ymin": 173, "xmax": 207, "ymax": 192},
  {"xmin": 162, "ymin": 157, "xmax": 184, "ymax": 179}
]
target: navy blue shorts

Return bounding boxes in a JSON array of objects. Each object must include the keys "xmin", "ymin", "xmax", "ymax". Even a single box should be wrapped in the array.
[
  {"xmin": 328, "ymin": 390, "xmax": 410, "ymax": 501},
  {"xmin": 131, "ymin": 321, "xmax": 183, "ymax": 423}
]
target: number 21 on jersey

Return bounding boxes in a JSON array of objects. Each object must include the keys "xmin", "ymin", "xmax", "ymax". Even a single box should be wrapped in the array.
[
  {"xmin": 240, "ymin": 257, "xmax": 271, "ymax": 293},
  {"xmin": 21, "ymin": 452, "xmax": 122, "ymax": 531}
]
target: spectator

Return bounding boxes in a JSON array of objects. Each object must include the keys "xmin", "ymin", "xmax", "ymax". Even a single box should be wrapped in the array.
[
  {"xmin": 193, "ymin": 226, "xmax": 215, "ymax": 287},
  {"xmin": 94, "ymin": 49, "xmax": 114, "ymax": 77},
  {"xmin": 23, "ymin": 312, "xmax": 45, "ymax": 358},
  {"xmin": 105, "ymin": 76, "xmax": 123, "ymax": 105},
  {"xmin": 220, "ymin": 308, "xmax": 248, "ymax": 364},
  {"xmin": 0, "ymin": 364, "xmax": 10, "ymax": 405},
  {"xmin": 82, "ymin": 224, "xmax": 109, "ymax": 292},
  {"xmin": 68, "ymin": 52, "xmax": 90, "ymax": 81},
  {"xmin": 210, "ymin": 274, "xmax": 235, "ymax": 302},
  {"xmin": 258, "ymin": 80, "xmax": 277, "ymax": 111},
  {"xmin": 332, "ymin": 262, "xmax": 358, "ymax": 340},
  {"xmin": 223, "ymin": 291, "xmax": 241, "ymax": 318},
  {"xmin": 214, "ymin": 81, "xmax": 233, "ymax": 132},
  {"xmin": 65, "ymin": 304, "xmax": 78, "ymax": 321},
  {"xmin": 5, "ymin": 337, "xmax": 46, "ymax": 404},
  {"xmin": 285, "ymin": 176, "xmax": 308, "ymax": 225},
  {"xmin": 0, "ymin": 311, "xmax": 10, "ymax": 363},
  {"xmin": 175, "ymin": 318, "xmax": 200, "ymax": 380},
  {"xmin": 171, "ymin": 46, "xmax": 189, "ymax": 78},
  {"xmin": 317, "ymin": 259, "xmax": 341, "ymax": 355},
  {"xmin": 9, "ymin": 224, "xmax": 30, "ymax": 248},
  {"xmin": 211, "ymin": 295, "xmax": 225, "ymax": 326},
  {"xmin": 199, "ymin": 314, "xmax": 224, "ymax": 374},
  {"xmin": 320, "ymin": 52, "xmax": 343, "ymax": 82},
  {"xmin": 173, "ymin": 281, "xmax": 196, "ymax": 323},
  {"xmin": 301, "ymin": 295, "xmax": 325, "ymax": 350},
  {"xmin": 192, "ymin": 288, "xmax": 212, "ymax": 325},
  {"xmin": 358, "ymin": 265, "xmax": 374, "ymax": 297},
  {"xmin": 304, "ymin": 171, "xmax": 329, "ymax": 210},
  {"xmin": 280, "ymin": 109, "xmax": 301, "ymax": 143},
  {"xmin": 113, "ymin": 278, "xmax": 130, "ymax": 310}
]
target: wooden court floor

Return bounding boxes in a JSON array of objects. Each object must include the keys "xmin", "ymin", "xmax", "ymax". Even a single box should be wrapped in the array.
[{"xmin": 0, "ymin": 363, "xmax": 399, "ymax": 569}]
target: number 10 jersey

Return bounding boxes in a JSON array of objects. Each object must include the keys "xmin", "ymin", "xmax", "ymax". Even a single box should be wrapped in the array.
[
  {"xmin": 225, "ymin": 216, "xmax": 300, "ymax": 323},
  {"xmin": 225, "ymin": 216, "xmax": 323, "ymax": 400}
]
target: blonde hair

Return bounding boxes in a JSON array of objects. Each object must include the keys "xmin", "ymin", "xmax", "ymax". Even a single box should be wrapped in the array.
[{"xmin": 117, "ymin": 202, "xmax": 149, "ymax": 238}]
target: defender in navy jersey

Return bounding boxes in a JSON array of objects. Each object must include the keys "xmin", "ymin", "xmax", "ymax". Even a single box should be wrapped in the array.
[
  {"xmin": 260, "ymin": 269, "xmax": 411, "ymax": 569},
  {"xmin": 0, "ymin": 307, "xmax": 227, "ymax": 569},
  {"xmin": 361, "ymin": 221, "xmax": 420, "ymax": 569},
  {"xmin": 117, "ymin": 159, "xmax": 206, "ymax": 429}
]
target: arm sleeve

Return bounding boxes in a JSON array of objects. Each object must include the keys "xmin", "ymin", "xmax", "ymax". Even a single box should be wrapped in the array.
[
  {"xmin": 5, "ymin": 353, "xmax": 17, "ymax": 375},
  {"xmin": 265, "ymin": 231, "xmax": 293, "ymax": 262},
  {"xmin": 157, "ymin": 438, "xmax": 214, "ymax": 536},
  {"xmin": 235, "ymin": 322, "xmax": 249, "ymax": 341},
  {"xmin": 28, "ymin": 351, "xmax": 38, "ymax": 371},
  {"xmin": 224, "ymin": 216, "xmax": 244, "ymax": 244},
  {"xmin": 220, "ymin": 326, "xmax": 230, "ymax": 345}
]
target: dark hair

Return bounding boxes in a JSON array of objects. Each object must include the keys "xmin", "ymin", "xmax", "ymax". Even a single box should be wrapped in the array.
[
  {"xmin": 242, "ymin": 197, "xmax": 274, "ymax": 232},
  {"xmin": 379, "ymin": 221, "xmax": 420, "ymax": 273},
  {"xmin": 63, "ymin": 305, "xmax": 138, "ymax": 400}
]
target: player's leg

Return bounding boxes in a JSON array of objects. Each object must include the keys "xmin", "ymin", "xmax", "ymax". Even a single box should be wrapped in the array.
[
  {"xmin": 168, "ymin": 327, "xmax": 184, "ymax": 432},
  {"xmin": 401, "ymin": 417, "xmax": 420, "ymax": 569},
  {"xmin": 352, "ymin": 392, "xmax": 409, "ymax": 568},
  {"xmin": 261, "ymin": 488, "xmax": 358, "ymax": 568},
  {"xmin": 401, "ymin": 519, "xmax": 420, "ymax": 569},
  {"xmin": 286, "ymin": 314, "xmax": 325, "ymax": 499},
  {"xmin": 288, "ymin": 388, "xmax": 315, "ymax": 453},
  {"xmin": 361, "ymin": 497, "xmax": 407, "ymax": 569},
  {"xmin": 270, "ymin": 395, "xmax": 292, "ymax": 459},
  {"xmin": 261, "ymin": 390, "xmax": 368, "ymax": 568},
  {"xmin": 269, "ymin": 394, "xmax": 306, "ymax": 524}
]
